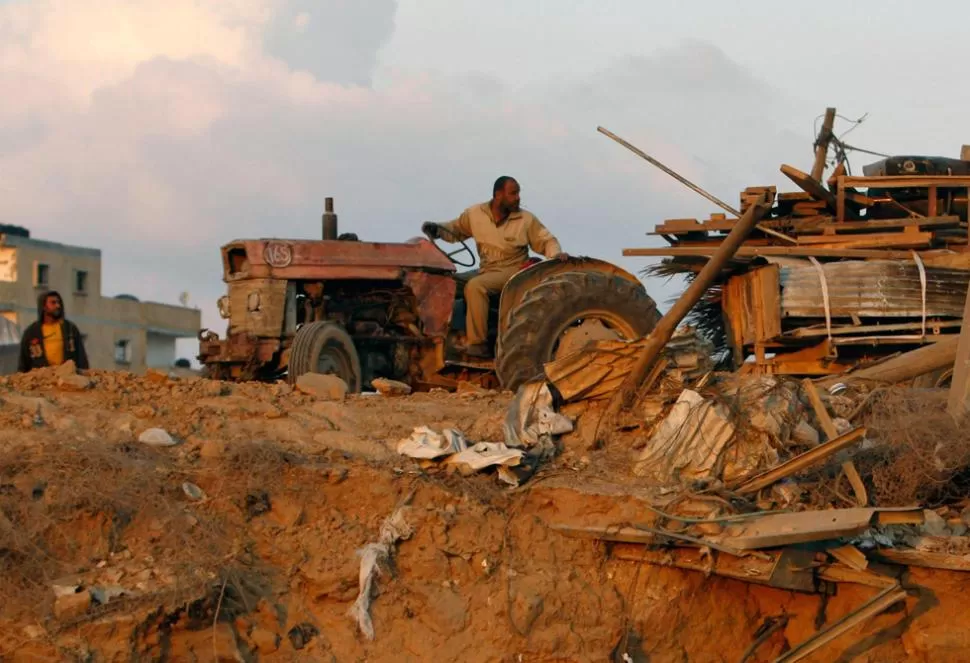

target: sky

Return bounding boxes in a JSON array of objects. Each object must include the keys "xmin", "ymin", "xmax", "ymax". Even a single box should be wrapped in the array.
[{"xmin": 1, "ymin": 0, "xmax": 968, "ymax": 361}]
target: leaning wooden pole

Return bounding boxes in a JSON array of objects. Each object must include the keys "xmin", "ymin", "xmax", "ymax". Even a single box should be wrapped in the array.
[
  {"xmin": 595, "ymin": 194, "xmax": 771, "ymax": 445},
  {"xmin": 810, "ymin": 107, "xmax": 836, "ymax": 182}
]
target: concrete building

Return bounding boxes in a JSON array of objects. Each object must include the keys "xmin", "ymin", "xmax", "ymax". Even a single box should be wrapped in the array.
[{"xmin": 0, "ymin": 228, "xmax": 200, "ymax": 372}]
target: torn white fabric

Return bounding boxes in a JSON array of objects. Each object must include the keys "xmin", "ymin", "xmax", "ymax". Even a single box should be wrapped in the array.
[
  {"xmin": 503, "ymin": 381, "xmax": 574, "ymax": 449},
  {"xmin": 396, "ymin": 426, "xmax": 468, "ymax": 459},
  {"xmin": 446, "ymin": 442, "xmax": 524, "ymax": 472},
  {"xmin": 349, "ymin": 506, "xmax": 413, "ymax": 640}
]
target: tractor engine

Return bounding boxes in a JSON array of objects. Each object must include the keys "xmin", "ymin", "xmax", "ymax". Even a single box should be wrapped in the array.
[{"xmin": 300, "ymin": 280, "xmax": 421, "ymax": 385}]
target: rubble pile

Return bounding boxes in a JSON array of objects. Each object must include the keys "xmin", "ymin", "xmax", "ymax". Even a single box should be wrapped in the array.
[
  {"xmin": 3, "ymin": 352, "xmax": 970, "ymax": 660},
  {"xmin": 626, "ymin": 137, "xmax": 970, "ymax": 378}
]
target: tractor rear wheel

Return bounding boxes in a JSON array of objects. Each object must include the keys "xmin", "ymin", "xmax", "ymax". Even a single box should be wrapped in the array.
[
  {"xmin": 287, "ymin": 321, "xmax": 362, "ymax": 392},
  {"xmin": 495, "ymin": 271, "xmax": 660, "ymax": 392}
]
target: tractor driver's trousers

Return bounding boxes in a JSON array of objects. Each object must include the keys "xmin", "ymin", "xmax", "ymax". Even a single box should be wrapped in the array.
[{"xmin": 464, "ymin": 266, "xmax": 520, "ymax": 347}]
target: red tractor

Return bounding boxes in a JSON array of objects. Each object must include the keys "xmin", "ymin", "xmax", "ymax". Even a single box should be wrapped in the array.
[{"xmin": 198, "ymin": 199, "xmax": 660, "ymax": 392}]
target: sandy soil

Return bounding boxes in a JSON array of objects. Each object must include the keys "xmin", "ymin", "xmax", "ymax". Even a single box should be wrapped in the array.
[{"xmin": 0, "ymin": 366, "xmax": 968, "ymax": 662}]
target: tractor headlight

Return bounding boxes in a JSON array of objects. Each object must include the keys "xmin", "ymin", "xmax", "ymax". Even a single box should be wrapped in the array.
[
  {"xmin": 217, "ymin": 295, "xmax": 231, "ymax": 319},
  {"xmin": 247, "ymin": 291, "xmax": 261, "ymax": 312}
]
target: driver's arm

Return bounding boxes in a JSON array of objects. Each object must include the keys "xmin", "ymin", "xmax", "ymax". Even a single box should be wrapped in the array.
[
  {"xmin": 438, "ymin": 211, "xmax": 473, "ymax": 243},
  {"xmin": 526, "ymin": 215, "xmax": 562, "ymax": 258}
]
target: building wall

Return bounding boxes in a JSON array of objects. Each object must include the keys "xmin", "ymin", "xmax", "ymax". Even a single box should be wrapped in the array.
[
  {"xmin": 0, "ymin": 235, "xmax": 201, "ymax": 373},
  {"xmin": 146, "ymin": 332, "xmax": 176, "ymax": 368}
]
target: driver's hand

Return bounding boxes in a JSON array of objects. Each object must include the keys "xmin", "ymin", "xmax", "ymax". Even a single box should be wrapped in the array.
[{"xmin": 421, "ymin": 222, "xmax": 441, "ymax": 239}]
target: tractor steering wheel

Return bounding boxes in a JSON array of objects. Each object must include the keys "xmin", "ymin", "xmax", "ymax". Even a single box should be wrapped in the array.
[{"xmin": 424, "ymin": 228, "xmax": 477, "ymax": 268}]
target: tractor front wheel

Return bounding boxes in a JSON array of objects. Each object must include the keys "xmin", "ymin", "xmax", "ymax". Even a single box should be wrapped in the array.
[
  {"xmin": 287, "ymin": 321, "xmax": 362, "ymax": 392},
  {"xmin": 495, "ymin": 271, "xmax": 660, "ymax": 392}
]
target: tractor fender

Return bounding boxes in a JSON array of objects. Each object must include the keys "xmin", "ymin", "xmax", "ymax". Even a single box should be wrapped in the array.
[{"xmin": 497, "ymin": 257, "xmax": 645, "ymax": 337}]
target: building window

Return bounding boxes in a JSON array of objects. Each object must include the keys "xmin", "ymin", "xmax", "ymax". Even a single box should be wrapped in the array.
[
  {"xmin": 114, "ymin": 339, "xmax": 132, "ymax": 365},
  {"xmin": 74, "ymin": 269, "xmax": 88, "ymax": 295},
  {"xmin": 33, "ymin": 262, "xmax": 49, "ymax": 288}
]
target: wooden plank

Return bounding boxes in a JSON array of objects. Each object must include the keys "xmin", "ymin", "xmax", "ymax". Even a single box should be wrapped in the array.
[
  {"xmin": 802, "ymin": 380, "xmax": 868, "ymax": 507},
  {"xmin": 843, "ymin": 175, "xmax": 970, "ymax": 188},
  {"xmin": 658, "ymin": 218, "xmax": 705, "ymax": 231},
  {"xmin": 817, "ymin": 335, "xmax": 960, "ymax": 387},
  {"xmin": 714, "ymin": 506, "xmax": 921, "ymax": 550},
  {"xmin": 623, "ymin": 246, "xmax": 919, "ymax": 260},
  {"xmin": 549, "ymin": 523, "xmax": 751, "ymax": 557},
  {"xmin": 788, "ymin": 320, "xmax": 962, "ymax": 338},
  {"xmin": 948, "ymin": 280, "xmax": 970, "ymax": 417},
  {"xmin": 551, "ymin": 524, "xmax": 654, "ymax": 544},
  {"xmin": 873, "ymin": 536, "xmax": 970, "ymax": 571},
  {"xmin": 610, "ymin": 544, "xmax": 780, "ymax": 584},
  {"xmin": 875, "ymin": 548, "xmax": 970, "ymax": 571},
  {"xmin": 722, "ymin": 265, "xmax": 782, "ymax": 346},
  {"xmin": 734, "ymin": 427, "xmax": 867, "ymax": 495},
  {"xmin": 790, "ymin": 215, "xmax": 960, "ymax": 236},
  {"xmin": 612, "ymin": 543, "xmax": 898, "ymax": 589},
  {"xmin": 795, "ymin": 231, "xmax": 933, "ymax": 246},
  {"xmin": 757, "ymin": 340, "xmax": 855, "ymax": 376},
  {"xmin": 776, "ymin": 585, "xmax": 908, "ymax": 663},
  {"xmin": 781, "ymin": 164, "xmax": 838, "ymax": 209},
  {"xmin": 819, "ymin": 563, "xmax": 899, "ymax": 588},
  {"xmin": 829, "ymin": 545, "xmax": 869, "ymax": 571},
  {"xmin": 837, "ymin": 183, "xmax": 846, "ymax": 222}
]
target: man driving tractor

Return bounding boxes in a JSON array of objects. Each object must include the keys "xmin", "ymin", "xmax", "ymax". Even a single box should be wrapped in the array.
[{"xmin": 422, "ymin": 176, "xmax": 568, "ymax": 359}]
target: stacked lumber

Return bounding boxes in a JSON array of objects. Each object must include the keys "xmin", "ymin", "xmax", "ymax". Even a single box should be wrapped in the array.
[{"xmin": 625, "ymin": 157, "xmax": 970, "ymax": 376}]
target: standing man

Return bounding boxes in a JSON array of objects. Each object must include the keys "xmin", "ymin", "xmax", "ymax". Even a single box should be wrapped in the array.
[
  {"xmin": 18, "ymin": 290, "xmax": 89, "ymax": 372},
  {"xmin": 422, "ymin": 176, "xmax": 567, "ymax": 358}
]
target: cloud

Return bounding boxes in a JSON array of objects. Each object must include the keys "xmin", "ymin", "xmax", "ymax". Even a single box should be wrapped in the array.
[
  {"xmin": 0, "ymin": 1, "xmax": 809, "ymax": 362},
  {"xmin": 262, "ymin": 0, "xmax": 397, "ymax": 85}
]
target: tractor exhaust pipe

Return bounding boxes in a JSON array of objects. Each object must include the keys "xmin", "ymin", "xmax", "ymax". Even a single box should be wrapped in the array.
[{"xmin": 322, "ymin": 197, "xmax": 338, "ymax": 240}]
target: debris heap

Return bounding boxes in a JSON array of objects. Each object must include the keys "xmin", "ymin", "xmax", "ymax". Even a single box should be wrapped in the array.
[{"xmin": 624, "ymin": 126, "xmax": 970, "ymax": 378}]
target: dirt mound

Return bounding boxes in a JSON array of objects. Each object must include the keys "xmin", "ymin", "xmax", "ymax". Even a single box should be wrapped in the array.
[{"xmin": 0, "ymin": 368, "xmax": 969, "ymax": 661}]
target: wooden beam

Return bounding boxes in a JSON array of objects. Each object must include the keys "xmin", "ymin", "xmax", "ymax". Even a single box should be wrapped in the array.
[
  {"xmin": 734, "ymin": 427, "xmax": 867, "ymax": 495},
  {"xmin": 782, "ymin": 164, "xmax": 838, "ymax": 209},
  {"xmin": 842, "ymin": 175, "xmax": 970, "ymax": 189},
  {"xmin": 802, "ymin": 379, "xmax": 868, "ymax": 506},
  {"xmin": 817, "ymin": 335, "xmax": 959, "ymax": 388},
  {"xmin": 715, "ymin": 506, "xmax": 919, "ymax": 550},
  {"xmin": 947, "ymin": 281, "xmax": 970, "ymax": 417},
  {"xmin": 788, "ymin": 215, "xmax": 960, "ymax": 236},
  {"xmin": 607, "ymin": 196, "xmax": 771, "ymax": 422},
  {"xmin": 623, "ymin": 246, "xmax": 919, "ymax": 260},
  {"xmin": 776, "ymin": 585, "xmax": 908, "ymax": 663},
  {"xmin": 788, "ymin": 320, "xmax": 962, "ymax": 338},
  {"xmin": 794, "ymin": 230, "xmax": 933, "ymax": 246}
]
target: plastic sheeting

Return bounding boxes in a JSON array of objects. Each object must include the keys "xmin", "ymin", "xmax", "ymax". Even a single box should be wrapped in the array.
[
  {"xmin": 634, "ymin": 378, "xmax": 796, "ymax": 485},
  {"xmin": 349, "ymin": 506, "xmax": 413, "ymax": 640},
  {"xmin": 503, "ymin": 381, "xmax": 574, "ymax": 450},
  {"xmin": 396, "ymin": 426, "xmax": 468, "ymax": 459}
]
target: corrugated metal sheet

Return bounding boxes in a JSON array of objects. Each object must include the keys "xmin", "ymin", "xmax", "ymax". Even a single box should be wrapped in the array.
[{"xmin": 775, "ymin": 259, "xmax": 970, "ymax": 319}]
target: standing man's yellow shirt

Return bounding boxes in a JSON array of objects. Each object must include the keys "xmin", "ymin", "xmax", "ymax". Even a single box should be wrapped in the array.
[{"xmin": 42, "ymin": 322, "xmax": 64, "ymax": 366}]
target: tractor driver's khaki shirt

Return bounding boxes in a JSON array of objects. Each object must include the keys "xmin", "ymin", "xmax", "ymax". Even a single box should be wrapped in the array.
[{"xmin": 439, "ymin": 202, "xmax": 562, "ymax": 271}]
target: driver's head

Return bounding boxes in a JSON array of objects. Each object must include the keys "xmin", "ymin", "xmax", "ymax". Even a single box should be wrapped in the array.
[{"xmin": 492, "ymin": 176, "xmax": 520, "ymax": 214}]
